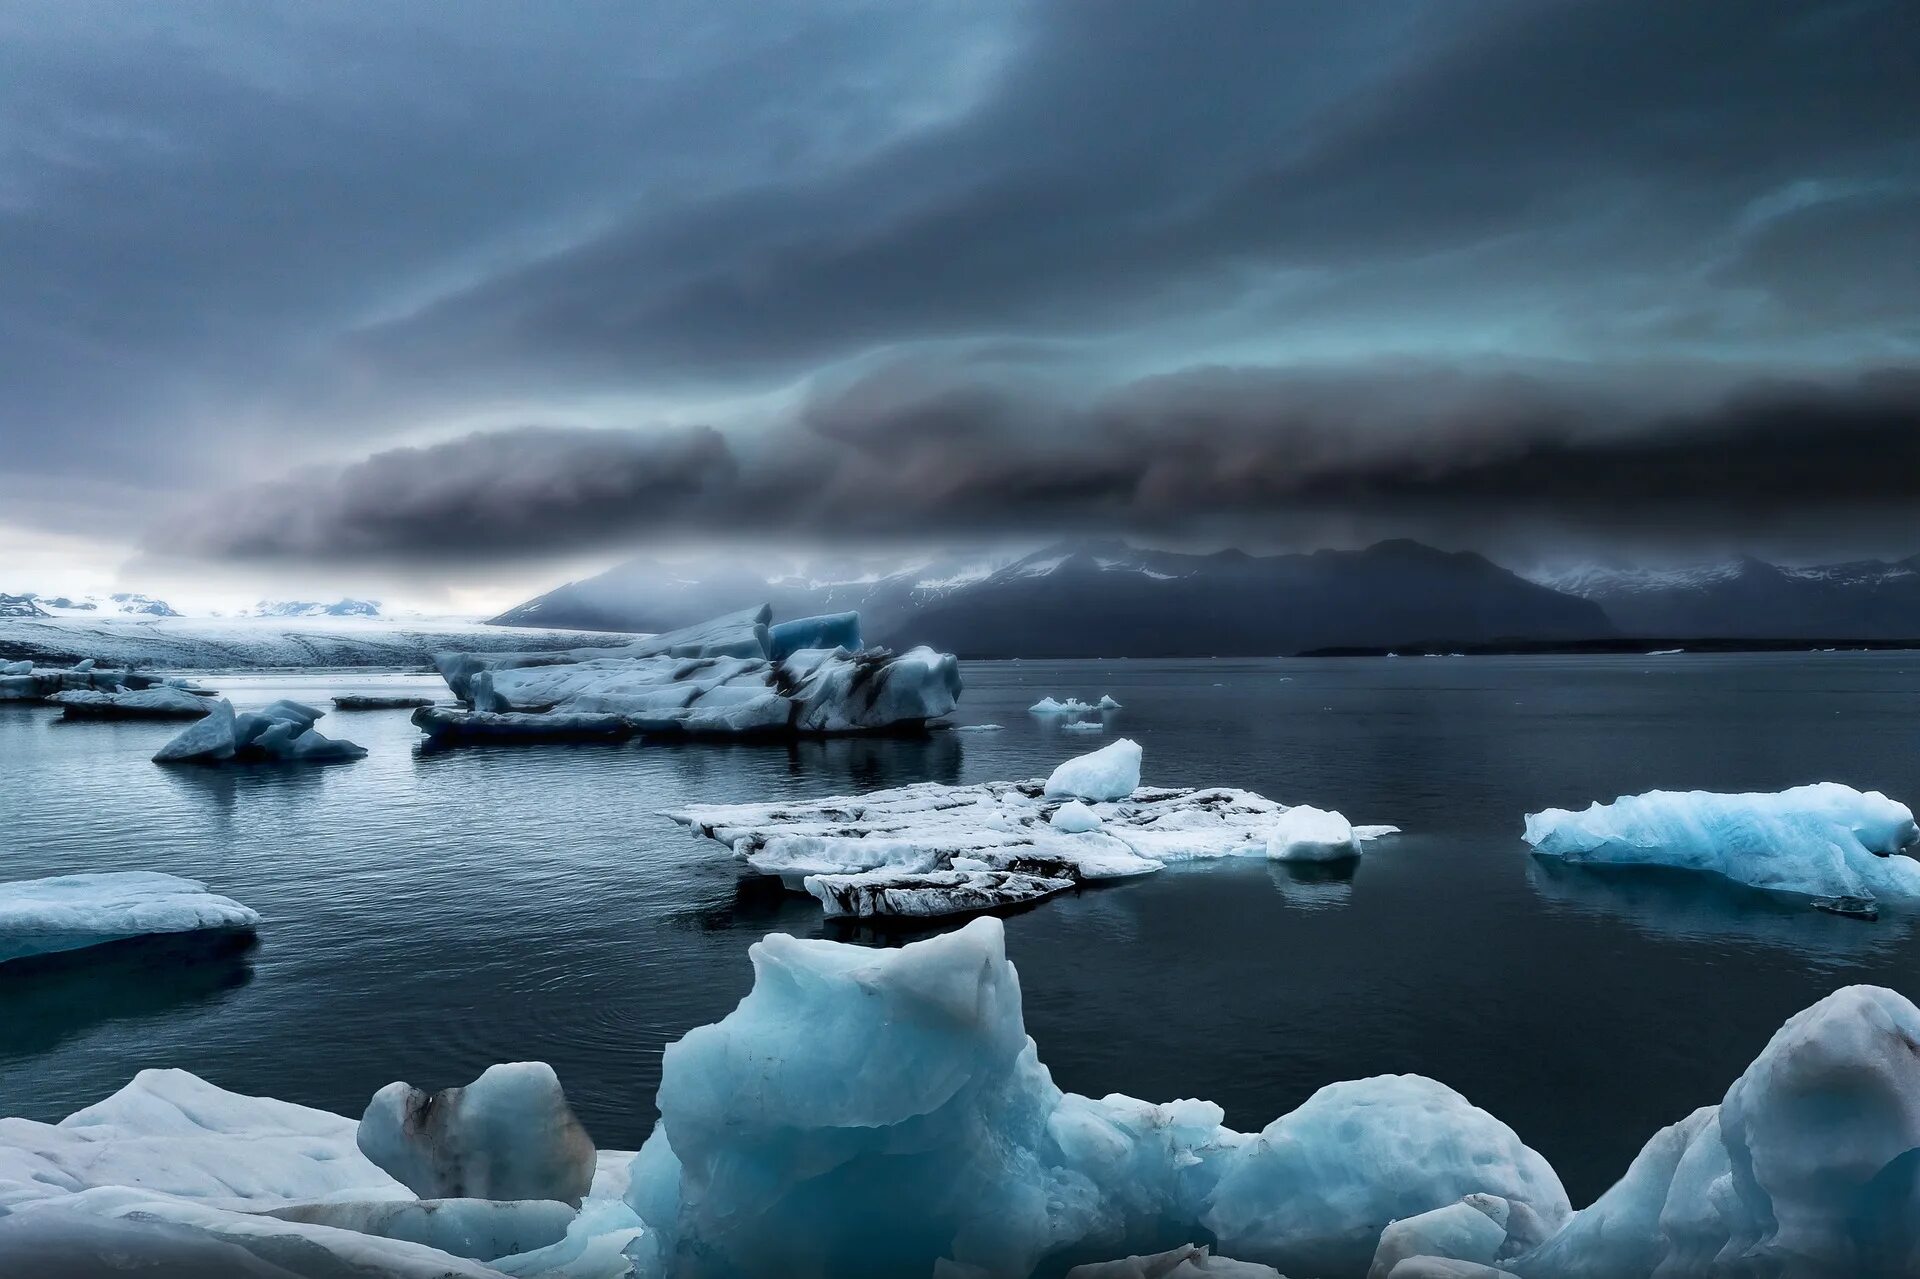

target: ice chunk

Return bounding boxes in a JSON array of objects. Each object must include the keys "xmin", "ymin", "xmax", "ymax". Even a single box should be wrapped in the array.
[
  {"xmin": 672, "ymin": 771, "xmax": 1393, "ymax": 919},
  {"xmin": 1047, "ymin": 738, "xmax": 1144, "ymax": 802},
  {"xmin": 1099, "ymin": 694, "xmax": 1124, "ymax": 710},
  {"xmin": 1203, "ymin": 1076, "xmax": 1568, "ymax": 1275},
  {"xmin": 434, "ymin": 605, "xmax": 773, "ymax": 699},
  {"xmin": 1052, "ymin": 800, "xmax": 1105, "ymax": 833},
  {"xmin": 357, "ymin": 1062, "xmax": 596, "ymax": 1206},
  {"xmin": 0, "ymin": 1068, "xmax": 403, "ymax": 1209},
  {"xmin": 767, "ymin": 610, "xmax": 861, "ymax": 660},
  {"xmin": 51, "ymin": 684, "xmax": 212, "ymax": 719},
  {"xmin": 1032, "ymin": 696, "xmax": 1095, "ymax": 715},
  {"xmin": 154, "ymin": 697, "xmax": 366, "ymax": 764},
  {"xmin": 1523, "ymin": 783, "xmax": 1920, "ymax": 907},
  {"xmin": 1511, "ymin": 985, "xmax": 1920, "ymax": 1276},
  {"xmin": 624, "ymin": 917, "xmax": 1563, "ymax": 1278},
  {"xmin": 413, "ymin": 705, "xmax": 638, "ymax": 745},
  {"xmin": 332, "ymin": 693, "xmax": 437, "ymax": 710},
  {"xmin": 1, "ymin": 660, "xmax": 31, "ymax": 675},
  {"xmin": 1267, "ymin": 805, "xmax": 1361, "ymax": 862},
  {"xmin": 1063, "ymin": 720, "xmax": 1106, "ymax": 734},
  {"xmin": 0, "ymin": 872, "xmax": 257, "ymax": 965},
  {"xmin": 1369, "ymin": 1196, "xmax": 1533, "ymax": 1278},
  {"xmin": 1066, "ymin": 1243, "xmax": 1284, "ymax": 1277}
]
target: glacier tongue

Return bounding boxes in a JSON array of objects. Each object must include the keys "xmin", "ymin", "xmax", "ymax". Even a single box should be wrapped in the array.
[{"xmin": 1524, "ymin": 783, "xmax": 1920, "ymax": 909}]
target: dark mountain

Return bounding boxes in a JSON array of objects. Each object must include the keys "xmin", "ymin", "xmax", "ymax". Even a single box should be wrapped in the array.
[
  {"xmin": 494, "ymin": 539, "xmax": 1614, "ymax": 657},
  {"xmin": 1535, "ymin": 557, "xmax": 1920, "ymax": 639}
]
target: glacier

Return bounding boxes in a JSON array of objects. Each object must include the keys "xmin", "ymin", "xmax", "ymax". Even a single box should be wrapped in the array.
[
  {"xmin": 7, "ymin": 931, "xmax": 1920, "ymax": 1275},
  {"xmin": 0, "ymin": 871, "xmax": 258, "ymax": 965},
  {"xmin": 153, "ymin": 697, "xmax": 369, "ymax": 764},
  {"xmin": 1523, "ymin": 783, "xmax": 1920, "ymax": 911},
  {"xmin": 420, "ymin": 606, "xmax": 961, "ymax": 744},
  {"xmin": 670, "ymin": 741, "xmax": 1396, "ymax": 918}
]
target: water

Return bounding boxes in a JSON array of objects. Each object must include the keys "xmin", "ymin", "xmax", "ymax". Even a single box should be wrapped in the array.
[{"xmin": 3, "ymin": 653, "xmax": 1919, "ymax": 1204}]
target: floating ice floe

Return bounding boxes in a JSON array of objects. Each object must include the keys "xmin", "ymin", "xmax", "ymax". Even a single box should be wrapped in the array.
[
  {"xmin": 359, "ymin": 1063, "xmax": 597, "ymax": 1207},
  {"xmin": 153, "ymin": 697, "xmax": 368, "ymax": 764},
  {"xmin": 332, "ymin": 693, "xmax": 437, "ymax": 710},
  {"xmin": 0, "ymin": 872, "xmax": 257, "ymax": 965},
  {"xmin": 1062, "ymin": 719, "xmax": 1105, "ymax": 734},
  {"xmin": 670, "ymin": 740, "xmax": 1394, "ymax": 918},
  {"xmin": 50, "ymin": 684, "xmax": 212, "ymax": 719},
  {"xmin": 0, "ymin": 659, "xmax": 170, "ymax": 703},
  {"xmin": 417, "ymin": 605, "xmax": 961, "ymax": 745},
  {"xmin": 1524, "ymin": 783, "xmax": 1920, "ymax": 914},
  {"xmin": 1031, "ymin": 696, "xmax": 1095, "ymax": 715}
]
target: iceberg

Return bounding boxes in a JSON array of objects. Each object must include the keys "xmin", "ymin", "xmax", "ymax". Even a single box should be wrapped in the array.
[
  {"xmin": 422, "ymin": 607, "xmax": 961, "ymax": 744},
  {"xmin": 358, "ymin": 1062, "xmax": 597, "ymax": 1207},
  {"xmin": 1063, "ymin": 720, "xmax": 1106, "ymax": 734},
  {"xmin": 1098, "ymin": 694, "xmax": 1123, "ymax": 710},
  {"xmin": 766, "ymin": 610, "xmax": 861, "ymax": 660},
  {"xmin": 1047, "ymin": 738, "xmax": 1143, "ymax": 802},
  {"xmin": 0, "ymin": 872, "xmax": 258, "ymax": 965},
  {"xmin": 333, "ymin": 692, "xmax": 438, "ymax": 710},
  {"xmin": 1032, "ymin": 696, "xmax": 1095, "ymax": 716},
  {"xmin": 50, "ymin": 684, "xmax": 212, "ymax": 719},
  {"xmin": 1523, "ymin": 783, "xmax": 1920, "ymax": 909},
  {"xmin": 1267, "ymin": 805, "xmax": 1362, "ymax": 861},
  {"xmin": 0, "ymin": 659, "xmax": 164, "ymax": 702},
  {"xmin": 153, "ymin": 697, "xmax": 368, "ymax": 764},
  {"xmin": 621, "ymin": 917, "xmax": 1568, "ymax": 1278},
  {"xmin": 671, "ymin": 744, "xmax": 1394, "ymax": 919}
]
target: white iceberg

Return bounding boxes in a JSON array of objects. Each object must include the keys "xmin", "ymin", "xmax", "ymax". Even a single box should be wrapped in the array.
[
  {"xmin": 1268, "ymin": 805, "xmax": 1362, "ymax": 861},
  {"xmin": 50, "ymin": 684, "xmax": 212, "ymax": 719},
  {"xmin": 1030, "ymin": 696, "xmax": 1094, "ymax": 715},
  {"xmin": 358, "ymin": 1062, "xmax": 597, "ymax": 1207},
  {"xmin": 1062, "ymin": 719, "xmax": 1106, "ymax": 734},
  {"xmin": 671, "ymin": 745, "xmax": 1394, "ymax": 918},
  {"xmin": 1523, "ymin": 783, "xmax": 1920, "ymax": 909},
  {"xmin": 153, "ymin": 697, "xmax": 368, "ymax": 764},
  {"xmin": 0, "ymin": 872, "xmax": 258, "ymax": 965},
  {"xmin": 1047, "ymin": 738, "xmax": 1143, "ymax": 802},
  {"xmin": 1098, "ymin": 694, "xmax": 1124, "ymax": 710}
]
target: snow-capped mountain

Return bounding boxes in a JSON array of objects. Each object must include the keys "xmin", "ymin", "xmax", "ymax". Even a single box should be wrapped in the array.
[
  {"xmin": 0, "ymin": 591, "xmax": 181, "ymax": 618},
  {"xmin": 494, "ymin": 539, "xmax": 1613, "ymax": 656},
  {"xmin": 1530, "ymin": 555, "xmax": 1920, "ymax": 638},
  {"xmin": 246, "ymin": 598, "xmax": 382, "ymax": 619}
]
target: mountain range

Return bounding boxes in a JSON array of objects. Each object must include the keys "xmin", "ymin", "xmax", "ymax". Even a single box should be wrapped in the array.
[
  {"xmin": 493, "ymin": 539, "xmax": 1614, "ymax": 657},
  {"xmin": 1531, "ymin": 557, "xmax": 1920, "ymax": 639}
]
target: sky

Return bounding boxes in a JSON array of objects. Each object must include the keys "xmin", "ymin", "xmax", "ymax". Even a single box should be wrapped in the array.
[{"xmin": 3, "ymin": 0, "xmax": 1917, "ymax": 613}]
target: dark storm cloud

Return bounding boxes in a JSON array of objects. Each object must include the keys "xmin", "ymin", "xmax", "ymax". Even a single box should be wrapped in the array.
[
  {"xmin": 5, "ymin": 0, "xmax": 1918, "ymax": 567},
  {"xmin": 149, "ymin": 363, "xmax": 1920, "ymax": 563}
]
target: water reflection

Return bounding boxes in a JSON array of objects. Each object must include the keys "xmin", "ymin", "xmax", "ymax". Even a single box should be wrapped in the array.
[
  {"xmin": 0, "ymin": 933, "xmax": 256, "ymax": 1060},
  {"xmin": 1267, "ymin": 858, "xmax": 1358, "ymax": 910},
  {"xmin": 1526, "ymin": 856, "xmax": 1904, "ymax": 962}
]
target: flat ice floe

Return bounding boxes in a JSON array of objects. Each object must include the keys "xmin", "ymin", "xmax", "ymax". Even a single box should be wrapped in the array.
[
  {"xmin": 669, "ymin": 741, "xmax": 1395, "ymax": 918},
  {"xmin": 419, "ymin": 605, "xmax": 962, "ymax": 744},
  {"xmin": 50, "ymin": 684, "xmax": 212, "ymax": 719},
  {"xmin": 0, "ymin": 872, "xmax": 258, "ymax": 964},
  {"xmin": 1524, "ymin": 782, "xmax": 1920, "ymax": 913}
]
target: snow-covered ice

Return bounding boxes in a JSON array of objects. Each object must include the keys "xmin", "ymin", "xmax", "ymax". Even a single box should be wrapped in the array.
[
  {"xmin": 0, "ymin": 872, "xmax": 258, "ymax": 965},
  {"xmin": 670, "ymin": 741, "xmax": 1394, "ymax": 918},
  {"xmin": 50, "ymin": 684, "xmax": 212, "ymax": 719},
  {"xmin": 1031, "ymin": 696, "xmax": 1096, "ymax": 716},
  {"xmin": 153, "ymin": 697, "xmax": 368, "ymax": 764},
  {"xmin": 358, "ymin": 1063, "xmax": 597, "ymax": 1207},
  {"xmin": 1524, "ymin": 783, "xmax": 1920, "ymax": 910},
  {"xmin": 1046, "ymin": 738, "xmax": 1143, "ymax": 801},
  {"xmin": 1267, "ymin": 805, "xmax": 1373, "ymax": 861}
]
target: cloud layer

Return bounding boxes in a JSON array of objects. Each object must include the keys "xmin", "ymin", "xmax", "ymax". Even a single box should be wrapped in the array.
[{"xmin": 4, "ymin": 0, "xmax": 1917, "ymax": 576}]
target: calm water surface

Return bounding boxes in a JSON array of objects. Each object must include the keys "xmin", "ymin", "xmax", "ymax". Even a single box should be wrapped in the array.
[{"xmin": 3, "ymin": 654, "xmax": 1919, "ymax": 1203}]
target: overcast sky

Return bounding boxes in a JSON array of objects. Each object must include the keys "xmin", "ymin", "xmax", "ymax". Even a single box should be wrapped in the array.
[{"xmin": 4, "ymin": 0, "xmax": 1917, "ymax": 610}]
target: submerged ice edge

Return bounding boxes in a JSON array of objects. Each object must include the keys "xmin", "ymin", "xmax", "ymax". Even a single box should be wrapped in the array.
[{"xmin": 4, "ymin": 917, "xmax": 1920, "ymax": 1278}]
